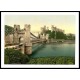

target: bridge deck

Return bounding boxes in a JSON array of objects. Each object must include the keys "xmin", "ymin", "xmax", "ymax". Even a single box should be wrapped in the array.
[{"xmin": 5, "ymin": 39, "xmax": 46, "ymax": 48}]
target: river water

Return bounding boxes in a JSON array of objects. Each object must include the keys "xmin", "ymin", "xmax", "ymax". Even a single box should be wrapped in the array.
[{"xmin": 31, "ymin": 43, "xmax": 75, "ymax": 58}]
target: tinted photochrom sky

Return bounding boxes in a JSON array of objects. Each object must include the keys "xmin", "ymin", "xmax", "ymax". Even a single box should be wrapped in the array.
[{"xmin": 5, "ymin": 15, "xmax": 75, "ymax": 34}]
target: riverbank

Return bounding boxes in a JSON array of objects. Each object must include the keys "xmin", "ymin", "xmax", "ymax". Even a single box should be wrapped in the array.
[
  {"xmin": 46, "ymin": 40, "xmax": 75, "ymax": 44},
  {"xmin": 27, "ymin": 56, "xmax": 75, "ymax": 64}
]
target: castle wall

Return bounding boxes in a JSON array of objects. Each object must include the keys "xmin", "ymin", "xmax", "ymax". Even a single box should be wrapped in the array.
[{"xmin": 5, "ymin": 34, "xmax": 13, "ymax": 45}]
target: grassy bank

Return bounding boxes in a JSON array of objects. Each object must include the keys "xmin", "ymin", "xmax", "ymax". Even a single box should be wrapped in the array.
[{"xmin": 27, "ymin": 57, "xmax": 75, "ymax": 64}]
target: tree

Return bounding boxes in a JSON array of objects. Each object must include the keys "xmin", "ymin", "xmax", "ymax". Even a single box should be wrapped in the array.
[
  {"xmin": 66, "ymin": 34, "xmax": 75, "ymax": 40},
  {"xmin": 5, "ymin": 25, "xmax": 14, "ymax": 36}
]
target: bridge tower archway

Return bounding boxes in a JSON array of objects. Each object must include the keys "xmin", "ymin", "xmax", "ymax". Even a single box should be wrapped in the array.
[{"xmin": 19, "ymin": 36, "xmax": 24, "ymax": 43}]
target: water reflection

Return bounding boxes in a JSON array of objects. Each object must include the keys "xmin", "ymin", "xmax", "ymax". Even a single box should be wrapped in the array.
[
  {"xmin": 31, "ymin": 43, "xmax": 75, "ymax": 58},
  {"xmin": 32, "ymin": 43, "xmax": 46, "ymax": 54}
]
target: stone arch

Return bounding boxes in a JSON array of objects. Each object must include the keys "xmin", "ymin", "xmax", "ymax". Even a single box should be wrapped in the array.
[
  {"xmin": 16, "ymin": 28, "xmax": 18, "ymax": 31},
  {"xmin": 19, "ymin": 36, "xmax": 24, "ymax": 43}
]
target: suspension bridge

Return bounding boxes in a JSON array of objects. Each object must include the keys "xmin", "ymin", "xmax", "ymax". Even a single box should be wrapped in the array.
[
  {"xmin": 5, "ymin": 24, "xmax": 67, "ymax": 54},
  {"xmin": 5, "ymin": 24, "xmax": 47, "ymax": 54}
]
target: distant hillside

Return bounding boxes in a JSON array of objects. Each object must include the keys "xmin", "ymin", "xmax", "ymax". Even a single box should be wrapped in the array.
[{"xmin": 5, "ymin": 25, "xmax": 14, "ymax": 35}]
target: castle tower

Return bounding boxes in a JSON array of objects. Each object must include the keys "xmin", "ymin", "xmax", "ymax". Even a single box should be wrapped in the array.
[
  {"xmin": 43, "ymin": 25, "xmax": 46, "ymax": 35},
  {"xmin": 46, "ymin": 27, "xmax": 49, "ymax": 31},
  {"xmin": 13, "ymin": 24, "xmax": 20, "ymax": 44},
  {"xmin": 40, "ymin": 27, "xmax": 43, "ymax": 41},
  {"xmin": 44, "ymin": 25, "xmax": 46, "ymax": 30},
  {"xmin": 51, "ymin": 25, "xmax": 55, "ymax": 32}
]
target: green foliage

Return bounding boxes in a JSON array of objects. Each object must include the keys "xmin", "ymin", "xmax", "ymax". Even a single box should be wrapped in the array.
[
  {"xmin": 20, "ymin": 54, "xmax": 30, "ymax": 64},
  {"xmin": 45, "ymin": 29, "xmax": 75, "ymax": 40},
  {"xmin": 67, "ymin": 34, "xmax": 75, "ymax": 40},
  {"xmin": 4, "ymin": 55, "xmax": 9, "ymax": 64},
  {"xmin": 65, "ymin": 57, "xmax": 75, "ymax": 64},
  {"xmin": 27, "ymin": 56, "xmax": 75, "ymax": 64},
  {"xmin": 51, "ymin": 31, "xmax": 55, "ymax": 38},
  {"xmin": 4, "ymin": 48, "xmax": 29, "ymax": 64},
  {"xmin": 5, "ymin": 25, "xmax": 14, "ymax": 36}
]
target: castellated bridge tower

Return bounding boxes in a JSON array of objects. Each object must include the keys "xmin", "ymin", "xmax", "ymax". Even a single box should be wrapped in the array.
[
  {"xmin": 13, "ymin": 24, "xmax": 20, "ymax": 44},
  {"xmin": 13, "ymin": 24, "xmax": 32, "ymax": 54},
  {"xmin": 23, "ymin": 24, "xmax": 32, "ymax": 54},
  {"xmin": 24, "ymin": 24, "xmax": 31, "ymax": 44}
]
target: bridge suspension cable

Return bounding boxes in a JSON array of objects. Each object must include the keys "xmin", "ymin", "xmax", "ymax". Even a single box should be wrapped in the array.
[{"xmin": 30, "ymin": 32, "xmax": 39, "ymax": 39}]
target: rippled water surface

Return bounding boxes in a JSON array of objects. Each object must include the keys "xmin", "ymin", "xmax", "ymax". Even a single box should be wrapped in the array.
[{"xmin": 31, "ymin": 43, "xmax": 75, "ymax": 58}]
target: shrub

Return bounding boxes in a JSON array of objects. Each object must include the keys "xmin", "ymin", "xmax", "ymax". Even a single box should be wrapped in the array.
[
  {"xmin": 4, "ymin": 48, "xmax": 29, "ymax": 64},
  {"xmin": 20, "ymin": 54, "xmax": 30, "ymax": 64}
]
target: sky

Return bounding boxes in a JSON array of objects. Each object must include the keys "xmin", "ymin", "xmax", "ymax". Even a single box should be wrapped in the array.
[{"xmin": 4, "ymin": 15, "xmax": 76, "ymax": 34}]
